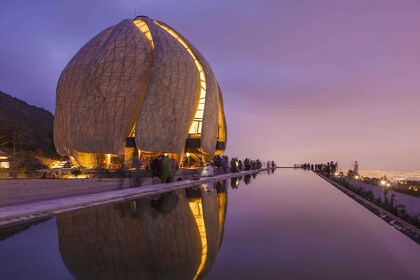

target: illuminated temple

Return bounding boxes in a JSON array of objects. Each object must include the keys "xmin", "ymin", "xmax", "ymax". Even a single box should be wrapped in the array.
[{"xmin": 54, "ymin": 16, "xmax": 227, "ymax": 168}]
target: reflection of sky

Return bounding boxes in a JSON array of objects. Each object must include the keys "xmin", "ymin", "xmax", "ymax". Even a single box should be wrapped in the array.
[
  {"xmin": 1, "ymin": 1, "xmax": 420, "ymax": 170},
  {"xmin": 1, "ymin": 170, "xmax": 420, "ymax": 278},
  {"xmin": 208, "ymin": 169, "xmax": 420, "ymax": 279},
  {"xmin": 0, "ymin": 219, "xmax": 73, "ymax": 279}
]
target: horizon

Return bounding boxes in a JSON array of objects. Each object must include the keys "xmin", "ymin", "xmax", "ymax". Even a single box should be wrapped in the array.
[{"xmin": 1, "ymin": 1, "xmax": 420, "ymax": 170}]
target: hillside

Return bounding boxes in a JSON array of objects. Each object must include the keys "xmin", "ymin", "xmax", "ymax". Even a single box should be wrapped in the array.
[{"xmin": 0, "ymin": 91, "xmax": 55, "ymax": 155}]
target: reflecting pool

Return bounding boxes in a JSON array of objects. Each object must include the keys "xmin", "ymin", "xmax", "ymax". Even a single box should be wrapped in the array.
[{"xmin": 1, "ymin": 169, "xmax": 420, "ymax": 280}]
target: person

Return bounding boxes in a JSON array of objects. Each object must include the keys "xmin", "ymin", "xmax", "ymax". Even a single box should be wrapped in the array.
[
  {"xmin": 150, "ymin": 157, "xmax": 160, "ymax": 178},
  {"xmin": 116, "ymin": 155, "xmax": 125, "ymax": 189},
  {"xmin": 222, "ymin": 156, "xmax": 229, "ymax": 173},
  {"xmin": 230, "ymin": 158, "xmax": 237, "ymax": 172},
  {"xmin": 353, "ymin": 161, "xmax": 359, "ymax": 175},
  {"xmin": 131, "ymin": 151, "xmax": 141, "ymax": 187},
  {"xmin": 238, "ymin": 160, "xmax": 243, "ymax": 171},
  {"xmin": 160, "ymin": 155, "xmax": 174, "ymax": 183},
  {"xmin": 170, "ymin": 156, "xmax": 178, "ymax": 175},
  {"xmin": 202, "ymin": 162, "xmax": 215, "ymax": 177}
]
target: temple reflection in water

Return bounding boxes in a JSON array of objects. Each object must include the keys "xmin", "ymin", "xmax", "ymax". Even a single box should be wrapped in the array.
[{"xmin": 56, "ymin": 181, "xmax": 228, "ymax": 280}]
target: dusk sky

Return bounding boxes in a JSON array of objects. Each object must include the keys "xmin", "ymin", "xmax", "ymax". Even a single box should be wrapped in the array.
[{"xmin": 1, "ymin": 1, "xmax": 420, "ymax": 171}]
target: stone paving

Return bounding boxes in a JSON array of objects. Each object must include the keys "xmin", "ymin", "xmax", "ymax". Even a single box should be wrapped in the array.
[{"xmin": 0, "ymin": 178, "xmax": 125, "ymax": 208}]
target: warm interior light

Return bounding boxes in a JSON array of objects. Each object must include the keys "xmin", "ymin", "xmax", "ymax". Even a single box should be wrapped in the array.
[
  {"xmin": 133, "ymin": 19, "xmax": 154, "ymax": 49},
  {"xmin": 153, "ymin": 20, "xmax": 207, "ymax": 135}
]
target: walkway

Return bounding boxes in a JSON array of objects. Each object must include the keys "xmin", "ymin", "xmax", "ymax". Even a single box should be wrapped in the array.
[{"xmin": 0, "ymin": 169, "xmax": 263, "ymax": 229}]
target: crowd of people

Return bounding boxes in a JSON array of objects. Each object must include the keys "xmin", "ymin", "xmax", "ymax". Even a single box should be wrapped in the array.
[
  {"xmin": 147, "ymin": 155, "xmax": 178, "ymax": 183},
  {"xmin": 300, "ymin": 161, "xmax": 338, "ymax": 177},
  {"xmin": 299, "ymin": 161, "xmax": 362, "ymax": 179},
  {"xmin": 122, "ymin": 153, "xmax": 277, "ymax": 188},
  {"xmin": 213, "ymin": 156, "xmax": 276, "ymax": 173}
]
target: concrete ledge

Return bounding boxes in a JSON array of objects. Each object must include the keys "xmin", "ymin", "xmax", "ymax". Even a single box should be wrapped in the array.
[
  {"xmin": 314, "ymin": 171, "xmax": 420, "ymax": 245},
  {"xmin": 0, "ymin": 169, "xmax": 269, "ymax": 229}
]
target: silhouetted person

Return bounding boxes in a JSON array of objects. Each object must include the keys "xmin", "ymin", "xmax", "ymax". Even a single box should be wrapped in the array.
[
  {"xmin": 222, "ymin": 156, "xmax": 229, "ymax": 173},
  {"xmin": 244, "ymin": 158, "xmax": 250, "ymax": 171},
  {"xmin": 150, "ymin": 157, "xmax": 160, "ymax": 178},
  {"xmin": 116, "ymin": 155, "xmax": 125, "ymax": 189},
  {"xmin": 160, "ymin": 155, "xmax": 174, "ymax": 183},
  {"xmin": 231, "ymin": 158, "xmax": 237, "ymax": 172},
  {"xmin": 238, "ymin": 160, "xmax": 243, "ymax": 171},
  {"xmin": 354, "ymin": 161, "xmax": 359, "ymax": 175}
]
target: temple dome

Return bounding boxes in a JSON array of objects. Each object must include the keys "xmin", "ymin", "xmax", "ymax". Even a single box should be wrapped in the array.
[{"xmin": 53, "ymin": 16, "xmax": 226, "ymax": 167}]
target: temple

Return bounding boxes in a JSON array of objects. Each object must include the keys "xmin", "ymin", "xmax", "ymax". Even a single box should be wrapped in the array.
[{"xmin": 54, "ymin": 16, "xmax": 227, "ymax": 168}]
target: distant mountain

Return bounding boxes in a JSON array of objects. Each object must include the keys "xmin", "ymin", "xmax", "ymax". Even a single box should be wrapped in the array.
[{"xmin": 0, "ymin": 91, "xmax": 55, "ymax": 155}]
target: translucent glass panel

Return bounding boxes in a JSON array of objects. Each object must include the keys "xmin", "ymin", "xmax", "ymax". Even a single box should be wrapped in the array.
[{"xmin": 153, "ymin": 20, "xmax": 207, "ymax": 135}]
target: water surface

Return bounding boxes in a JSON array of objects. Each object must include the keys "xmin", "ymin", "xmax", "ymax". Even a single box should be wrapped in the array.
[{"xmin": 0, "ymin": 169, "xmax": 419, "ymax": 280}]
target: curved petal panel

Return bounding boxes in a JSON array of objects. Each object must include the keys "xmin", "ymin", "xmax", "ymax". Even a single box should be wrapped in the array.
[
  {"xmin": 135, "ymin": 19, "xmax": 200, "ymax": 154},
  {"xmin": 216, "ymin": 86, "xmax": 227, "ymax": 155},
  {"xmin": 72, "ymin": 19, "xmax": 153, "ymax": 154},
  {"xmin": 54, "ymin": 25, "xmax": 115, "ymax": 155},
  {"xmin": 190, "ymin": 44, "xmax": 219, "ymax": 155}
]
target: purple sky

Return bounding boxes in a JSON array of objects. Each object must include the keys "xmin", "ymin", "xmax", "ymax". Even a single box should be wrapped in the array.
[{"xmin": 1, "ymin": 1, "xmax": 420, "ymax": 171}]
